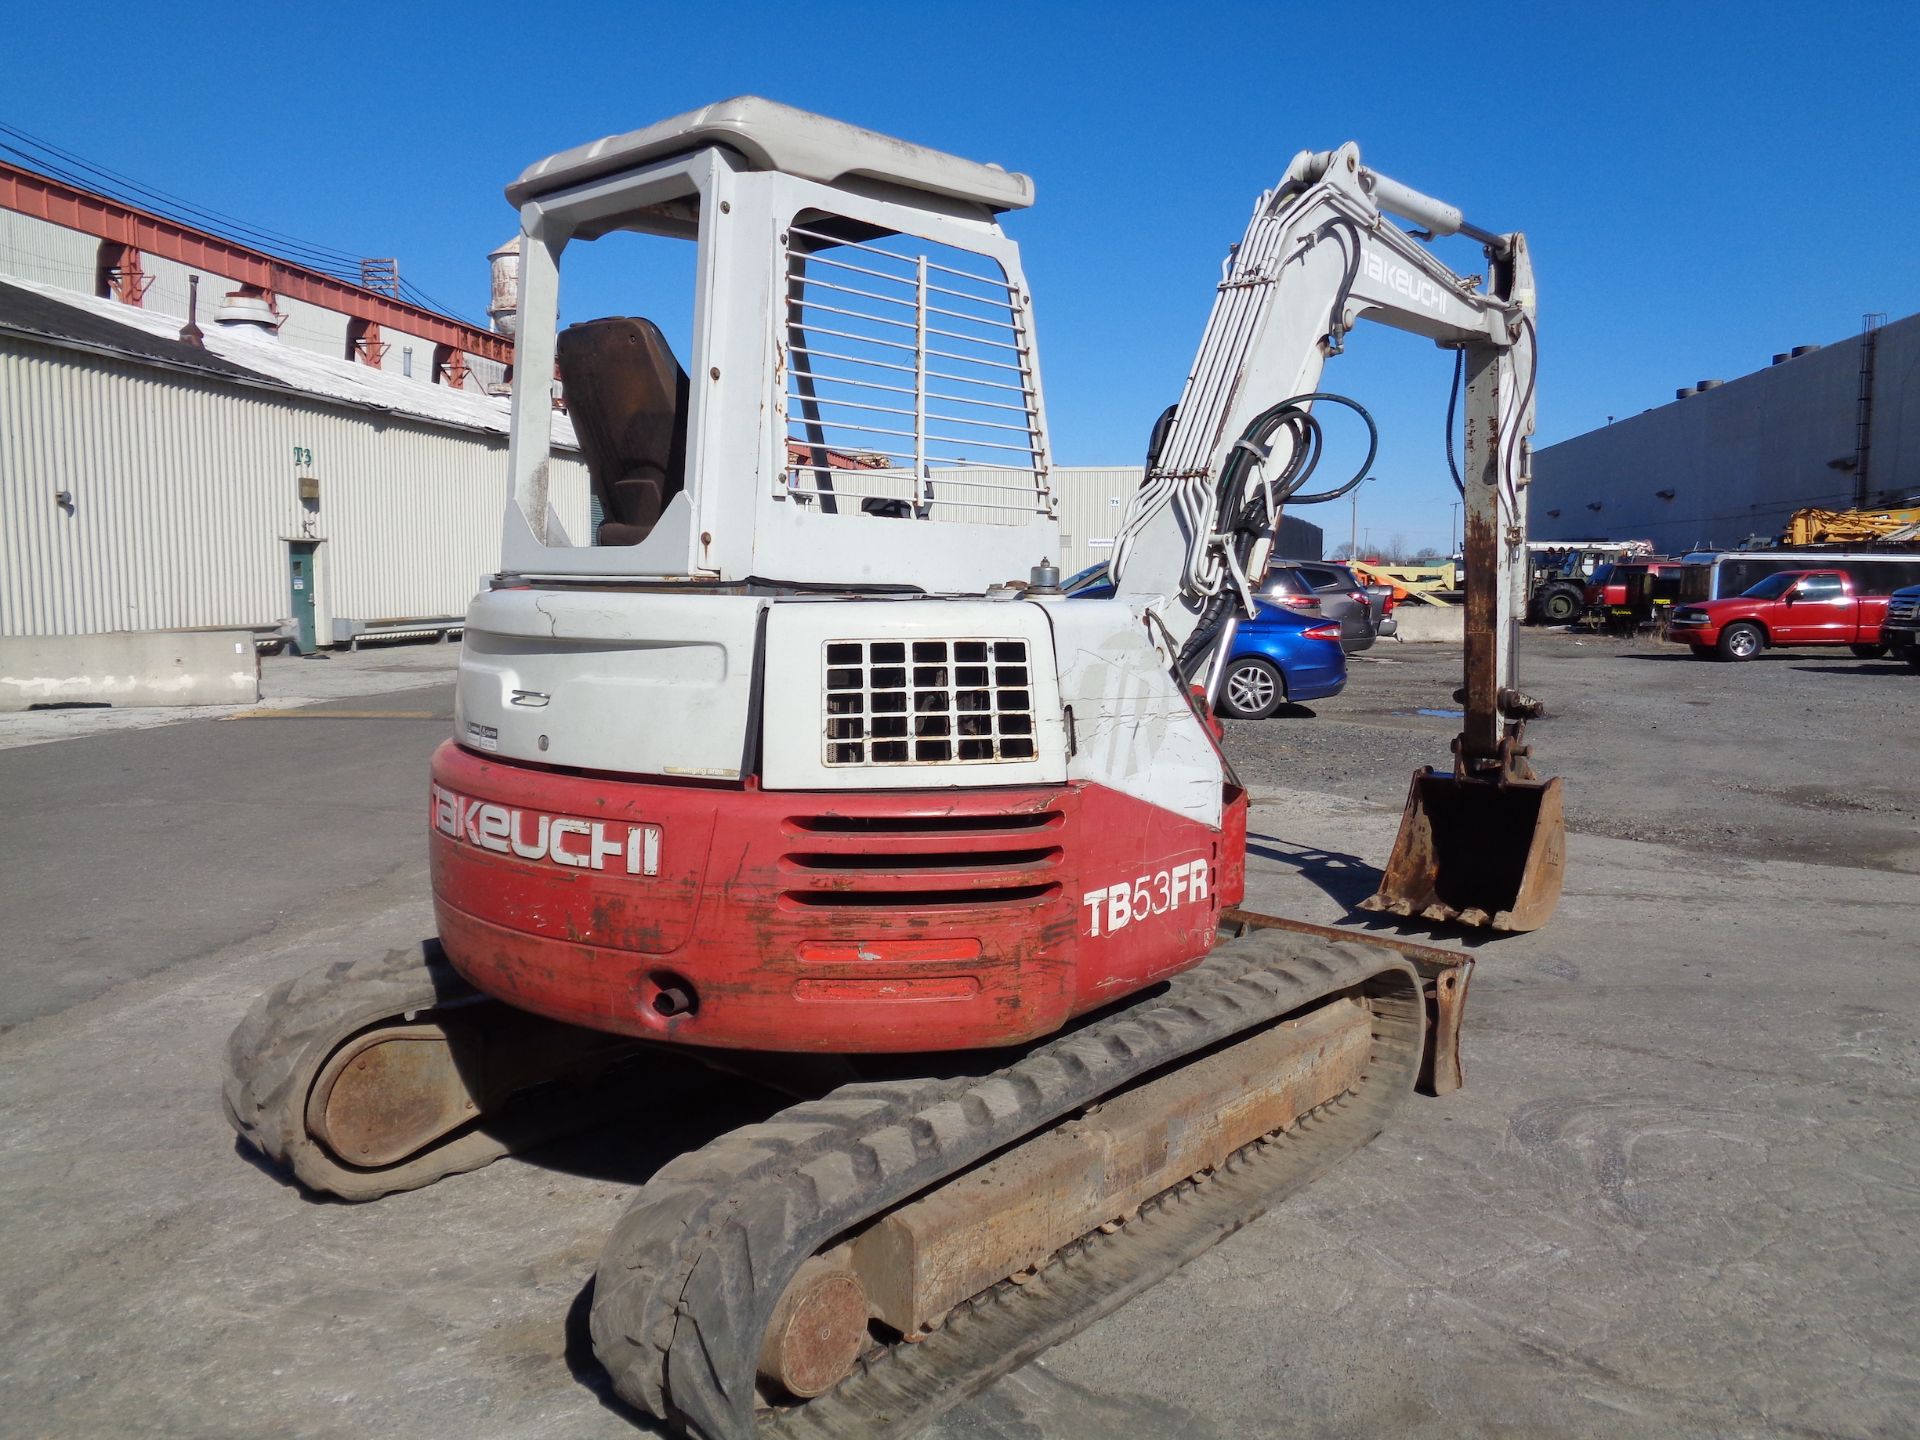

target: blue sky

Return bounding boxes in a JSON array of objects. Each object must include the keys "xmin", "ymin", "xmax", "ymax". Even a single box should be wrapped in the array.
[{"xmin": 9, "ymin": 0, "xmax": 1918, "ymax": 553}]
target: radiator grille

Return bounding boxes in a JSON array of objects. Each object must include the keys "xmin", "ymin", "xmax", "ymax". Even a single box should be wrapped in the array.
[
  {"xmin": 1889, "ymin": 597, "xmax": 1919, "ymax": 623},
  {"xmin": 824, "ymin": 638, "xmax": 1036, "ymax": 767}
]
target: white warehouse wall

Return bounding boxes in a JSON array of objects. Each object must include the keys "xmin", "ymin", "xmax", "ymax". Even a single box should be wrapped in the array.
[
  {"xmin": 0, "ymin": 209, "xmax": 97, "ymax": 292},
  {"xmin": 1052, "ymin": 466, "xmax": 1323, "ymax": 576},
  {"xmin": 0, "ymin": 335, "xmax": 589, "ymax": 639},
  {"xmin": 0, "ymin": 214, "xmax": 497, "ymax": 386},
  {"xmin": 1533, "ymin": 313, "xmax": 1920, "ymax": 552}
]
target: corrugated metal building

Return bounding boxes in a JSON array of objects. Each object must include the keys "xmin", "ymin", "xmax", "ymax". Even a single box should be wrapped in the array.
[
  {"xmin": 1051, "ymin": 466, "xmax": 1323, "ymax": 576},
  {"xmin": 0, "ymin": 159, "xmax": 513, "ymax": 391},
  {"xmin": 1533, "ymin": 312, "xmax": 1919, "ymax": 553},
  {"xmin": 0, "ymin": 277, "xmax": 587, "ymax": 646}
]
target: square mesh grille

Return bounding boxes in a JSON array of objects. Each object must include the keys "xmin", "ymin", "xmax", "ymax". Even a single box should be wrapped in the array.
[{"xmin": 824, "ymin": 639, "xmax": 1037, "ymax": 767}]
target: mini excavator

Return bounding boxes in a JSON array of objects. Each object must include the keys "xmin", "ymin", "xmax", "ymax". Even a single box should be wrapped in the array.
[{"xmin": 227, "ymin": 98, "xmax": 1563, "ymax": 1438}]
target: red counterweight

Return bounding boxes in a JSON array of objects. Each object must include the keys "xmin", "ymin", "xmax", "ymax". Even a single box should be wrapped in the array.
[{"xmin": 429, "ymin": 741, "xmax": 1246, "ymax": 1053}]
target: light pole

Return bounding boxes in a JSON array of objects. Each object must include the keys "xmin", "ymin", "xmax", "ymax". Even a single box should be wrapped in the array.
[
  {"xmin": 1449, "ymin": 500, "xmax": 1461, "ymax": 555},
  {"xmin": 1349, "ymin": 476, "xmax": 1374, "ymax": 560}
]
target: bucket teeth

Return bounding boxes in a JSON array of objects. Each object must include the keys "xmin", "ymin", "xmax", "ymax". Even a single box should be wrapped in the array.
[{"xmin": 1362, "ymin": 768, "xmax": 1566, "ymax": 934}]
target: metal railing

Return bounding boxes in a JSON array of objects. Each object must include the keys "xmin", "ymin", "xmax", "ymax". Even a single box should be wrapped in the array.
[{"xmin": 782, "ymin": 223, "xmax": 1050, "ymax": 524}]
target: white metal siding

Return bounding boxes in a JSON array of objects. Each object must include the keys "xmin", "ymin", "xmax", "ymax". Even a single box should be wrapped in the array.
[
  {"xmin": 1043, "ymin": 466, "xmax": 1323, "ymax": 576},
  {"xmin": 0, "ymin": 335, "xmax": 588, "ymax": 637},
  {"xmin": 1534, "ymin": 312, "xmax": 1920, "ymax": 552},
  {"xmin": 136, "ymin": 251, "xmax": 240, "ymax": 331},
  {"xmin": 0, "ymin": 210, "xmax": 97, "ymax": 293},
  {"xmin": 271, "ymin": 294, "xmax": 352, "ymax": 360},
  {"xmin": 1052, "ymin": 466, "xmax": 1146, "ymax": 576},
  {"xmin": 380, "ymin": 324, "xmax": 438, "ymax": 379},
  {"xmin": 463, "ymin": 353, "xmax": 508, "ymax": 394}
]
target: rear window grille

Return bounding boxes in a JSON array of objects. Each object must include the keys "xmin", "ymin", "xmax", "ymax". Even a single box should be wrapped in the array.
[
  {"xmin": 780, "ymin": 218, "xmax": 1052, "ymax": 527},
  {"xmin": 824, "ymin": 638, "xmax": 1037, "ymax": 767}
]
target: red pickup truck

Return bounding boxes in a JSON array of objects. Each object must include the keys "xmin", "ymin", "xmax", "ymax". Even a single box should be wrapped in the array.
[{"xmin": 1667, "ymin": 569, "xmax": 1891, "ymax": 660}]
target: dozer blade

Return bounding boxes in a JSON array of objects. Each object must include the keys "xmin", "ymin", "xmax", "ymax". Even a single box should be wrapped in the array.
[{"xmin": 1360, "ymin": 767, "xmax": 1566, "ymax": 932}]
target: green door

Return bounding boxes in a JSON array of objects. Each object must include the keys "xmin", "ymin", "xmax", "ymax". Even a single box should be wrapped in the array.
[{"xmin": 288, "ymin": 543, "xmax": 318, "ymax": 653}]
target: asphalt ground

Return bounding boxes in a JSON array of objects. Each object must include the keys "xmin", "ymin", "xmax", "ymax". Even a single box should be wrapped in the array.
[
  {"xmin": 1230, "ymin": 627, "xmax": 1920, "ymax": 874},
  {"xmin": 1, "ymin": 634, "xmax": 1915, "ymax": 1439},
  {"xmin": 0, "ymin": 689, "xmax": 453, "ymax": 1027}
]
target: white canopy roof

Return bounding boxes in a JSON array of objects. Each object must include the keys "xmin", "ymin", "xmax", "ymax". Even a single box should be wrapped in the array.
[{"xmin": 506, "ymin": 96, "xmax": 1033, "ymax": 215}]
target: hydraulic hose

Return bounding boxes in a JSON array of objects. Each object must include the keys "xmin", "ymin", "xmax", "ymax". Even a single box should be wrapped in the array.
[{"xmin": 1174, "ymin": 391, "xmax": 1378, "ymax": 678}]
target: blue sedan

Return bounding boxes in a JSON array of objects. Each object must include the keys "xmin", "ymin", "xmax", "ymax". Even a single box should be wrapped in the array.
[
  {"xmin": 1064, "ymin": 567, "xmax": 1348, "ymax": 719},
  {"xmin": 1216, "ymin": 601, "xmax": 1348, "ymax": 717}
]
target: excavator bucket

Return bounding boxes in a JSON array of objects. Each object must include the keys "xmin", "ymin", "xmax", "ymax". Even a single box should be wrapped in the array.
[{"xmin": 1361, "ymin": 768, "xmax": 1565, "ymax": 932}]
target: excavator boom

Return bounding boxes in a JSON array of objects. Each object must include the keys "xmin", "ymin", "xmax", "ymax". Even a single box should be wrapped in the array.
[{"xmin": 1108, "ymin": 142, "xmax": 1561, "ymax": 930}]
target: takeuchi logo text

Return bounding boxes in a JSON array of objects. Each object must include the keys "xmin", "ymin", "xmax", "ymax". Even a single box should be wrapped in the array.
[{"xmin": 431, "ymin": 784, "xmax": 661, "ymax": 876}]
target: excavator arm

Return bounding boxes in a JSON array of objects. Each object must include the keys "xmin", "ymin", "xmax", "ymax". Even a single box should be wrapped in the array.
[{"xmin": 1113, "ymin": 143, "xmax": 1560, "ymax": 930}]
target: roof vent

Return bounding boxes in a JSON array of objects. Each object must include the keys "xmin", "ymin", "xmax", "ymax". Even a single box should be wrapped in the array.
[
  {"xmin": 1675, "ymin": 387, "xmax": 1696, "ymax": 399},
  {"xmin": 1791, "ymin": 344, "xmax": 1820, "ymax": 357},
  {"xmin": 1771, "ymin": 353, "xmax": 1790, "ymax": 366},
  {"xmin": 215, "ymin": 284, "xmax": 279, "ymax": 336},
  {"xmin": 488, "ymin": 236, "xmax": 521, "ymax": 337},
  {"xmin": 1696, "ymin": 379, "xmax": 1723, "ymax": 391},
  {"xmin": 178, "ymin": 274, "xmax": 204, "ymax": 348}
]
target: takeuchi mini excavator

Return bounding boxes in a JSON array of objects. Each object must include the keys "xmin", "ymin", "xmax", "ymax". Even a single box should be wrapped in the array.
[{"xmin": 226, "ymin": 98, "xmax": 1563, "ymax": 1438}]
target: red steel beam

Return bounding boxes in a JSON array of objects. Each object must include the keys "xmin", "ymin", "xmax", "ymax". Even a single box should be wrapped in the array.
[{"xmin": 0, "ymin": 160, "xmax": 512, "ymax": 365}]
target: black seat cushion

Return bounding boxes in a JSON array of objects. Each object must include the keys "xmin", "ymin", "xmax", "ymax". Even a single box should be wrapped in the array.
[{"xmin": 556, "ymin": 317, "xmax": 690, "ymax": 546}]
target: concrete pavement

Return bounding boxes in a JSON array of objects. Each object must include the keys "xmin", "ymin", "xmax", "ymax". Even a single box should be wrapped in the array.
[
  {"xmin": 0, "ymin": 648, "xmax": 1914, "ymax": 1439},
  {"xmin": 0, "ymin": 684, "xmax": 453, "ymax": 1026},
  {"xmin": 0, "ymin": 642, "xmax": 459, "ymax": 751}
]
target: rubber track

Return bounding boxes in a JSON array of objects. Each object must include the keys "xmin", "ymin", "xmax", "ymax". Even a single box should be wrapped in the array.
[
  {"xmin": 224, "ymin": 944, "xmax": 576, "ymax": 1201},
  {"xmin": 590, "ymin": 932, "xmax": 1425, "ymax": 1439}
]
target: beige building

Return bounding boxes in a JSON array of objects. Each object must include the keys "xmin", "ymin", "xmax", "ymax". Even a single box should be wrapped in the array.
[{"xmin": 0, "ymin": 157, "xmax": 587, "ymax": 650}]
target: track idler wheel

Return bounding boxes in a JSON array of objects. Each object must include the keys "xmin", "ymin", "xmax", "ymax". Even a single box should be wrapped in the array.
[
  {"xmin": 224, "ymin": 943, "xmax": 646, "ymax": 1201},
  {"xmin": 757, "ymin": 1259, "xmax": 872, "ymax": 1399}
]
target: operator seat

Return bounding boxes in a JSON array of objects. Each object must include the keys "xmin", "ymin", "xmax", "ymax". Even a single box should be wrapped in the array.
[{"xmin": 556, "ymin": 317, "xmax": 689, "ymax": 546}]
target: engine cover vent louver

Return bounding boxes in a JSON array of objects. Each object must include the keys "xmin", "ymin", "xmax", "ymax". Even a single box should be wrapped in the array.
[
  {"xmin": 779, "ymin": 806, "xmax": 1066, "ymax": 910},
  {"xmin": 824, "ymin": 638, "xmax": 1037, "ymax": 767}
]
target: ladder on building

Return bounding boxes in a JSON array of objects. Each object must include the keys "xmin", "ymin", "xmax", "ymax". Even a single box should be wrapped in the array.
[
  {"xmin": 1854, "ymin": 312, "xmax": 1885, "ymax": 507},
  {"xmin": 359, "ymin": 258, "xmax": 400, "ymax": 298}
]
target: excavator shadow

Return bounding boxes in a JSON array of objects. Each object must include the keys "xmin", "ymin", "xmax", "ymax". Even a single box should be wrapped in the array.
[
  {"xmin": 1789, "ymin": 662, "xmax": 1911, "ymax": 677},
  {"xmin": 566, "ymin": 1277, "xmax": 671, "ymax": 1433},
  {"xmin": 1245, "ymin": 831, "xmax": 1521, "ymax": 947},
  {"xmin": 1246, "ymin": 832, "xmax": 1385, "ymax": 909},
  {"xmin": 228, "ymin": 1060, "xmax": 787, "ymax": 1198},
  {"xmin": 522, "ymin": 1064, "xmax": 792, "ymax": 1186}
]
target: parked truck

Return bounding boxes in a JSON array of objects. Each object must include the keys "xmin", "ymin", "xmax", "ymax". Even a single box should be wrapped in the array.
[
  {"xmin": 1667, "ymin": 569, "xmax": 1891, "ymax": 660},
  {"xmin": 1883, "ymin": 586, "xmax": 1920, "ymax": 670},
  {"xmin": 1524, "ymin": 539, "xmax": 1651, "ymax": 623},
  {"xmin": 1583, "ymin": 557, "xmax": 1692, "ymax": 630}
]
